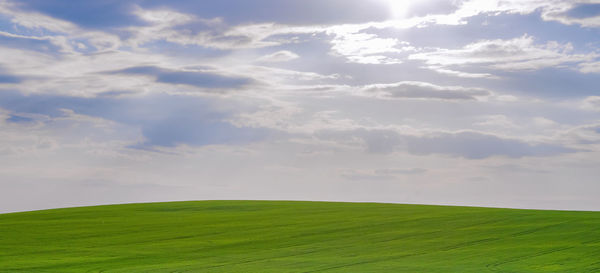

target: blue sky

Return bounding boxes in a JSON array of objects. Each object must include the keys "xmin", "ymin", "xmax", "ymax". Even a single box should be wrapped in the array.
[{"xmin": 1, "ymin": 0, "xmax": 600, "ymax": 212}]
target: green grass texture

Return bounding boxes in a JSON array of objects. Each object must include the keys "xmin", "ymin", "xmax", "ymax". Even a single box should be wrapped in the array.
[{"xmin": 1, "ymin": 200, "xmax": 599, "ymax": 272}]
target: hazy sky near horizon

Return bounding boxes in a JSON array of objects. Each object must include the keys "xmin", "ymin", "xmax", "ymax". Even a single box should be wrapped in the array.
[{"xmin": 1, "ymin": 0, "xmax": 600, "ymax": 212}]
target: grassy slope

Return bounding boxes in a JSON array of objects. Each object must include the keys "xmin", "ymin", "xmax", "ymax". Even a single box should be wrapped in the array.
[{"xmin": 0, "ymin": 201, "xmax": 599, "ymax": 272}]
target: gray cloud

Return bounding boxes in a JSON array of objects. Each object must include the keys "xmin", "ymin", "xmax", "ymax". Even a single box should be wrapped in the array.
[
  {"xmin": 108, "ymin": 66, "xmax": 252, "ymax": 89},
  {"xmin": 363, "ymin": 81, "xmax": 490, "ymax": 101},
  {"xmin": 0, "ymin": 91, "xmax": 273, "ymax": 149},
  {"xmin": 404, "ymin": 131, "xmax": 577, "ymax": 159},
  {"xmin": 318, "ymin": 128, "xmax": 576, "ymax": 159},
  {"xmin": 140, "ymin": 0, "xmax": 390, "ymax": 26},
  {"xmin": 564, "ymin": 3, "xmax": 600, "ymax": 19},
  {"xmin": 5, "ymin": 114, "xmax": 34, "ymax": 123},
  {"xmin": 316, "ymin": 128, "xmax": 403, "ymax": 154}
]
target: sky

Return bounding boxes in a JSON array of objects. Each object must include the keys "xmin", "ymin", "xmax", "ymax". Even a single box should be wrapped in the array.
[{"xmin": 1, "ymin": 0, "xmax": 600, "ymax": 213}]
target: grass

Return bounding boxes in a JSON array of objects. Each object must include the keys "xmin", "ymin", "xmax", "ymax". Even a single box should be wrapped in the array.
[{"xmin": 0, "ymin": 200, "xmax": 599, "ymax": 272}]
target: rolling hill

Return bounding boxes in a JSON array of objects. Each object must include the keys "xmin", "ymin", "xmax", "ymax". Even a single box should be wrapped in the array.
[{"xmin": 1, "ymin": 200, "xmax": 599, "ymax": 272}]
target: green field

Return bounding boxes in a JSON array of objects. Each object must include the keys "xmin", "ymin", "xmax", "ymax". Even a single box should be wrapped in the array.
[{"xmin": 1, "ymin": 201, "xmax": 599, "ymax": 272}]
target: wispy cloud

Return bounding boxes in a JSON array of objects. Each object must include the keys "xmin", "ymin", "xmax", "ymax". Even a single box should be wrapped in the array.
[{"xmin": 410, "ymin": 35, "xmax": 596, "ymax": 73}]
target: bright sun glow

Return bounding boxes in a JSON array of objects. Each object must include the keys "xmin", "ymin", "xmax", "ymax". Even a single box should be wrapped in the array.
[{"xmin": 387, "ymin": 0, "xmax": 410, "ymax": 18}]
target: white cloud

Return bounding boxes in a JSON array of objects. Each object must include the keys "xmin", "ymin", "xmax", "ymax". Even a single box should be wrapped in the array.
[
  {"xmin": 540, "ymin": 1, "xmax": 600, "ymax": 28},
  {"xmin": 532, "ymin": 117, "xmax": 558, "ymax": 127},
  {"xmin": 112, "ymin": 0, "xmax": 600, "ymax": 55},
  {"xmin": 582, "ymin": 96, "xmax": 600, "ymax": 111},
  {"xmin": 560, "ymin": 122, "xmax": 600, "ymax": 145},
  {"xmin": 0, "ymin": 45, "xmax": 176, "ymax": 96},
  {"xmin": 424, "ymin": 65, "xmax": 498, "ymax": 79},
  {"xmin": 579, "ymin": 61, "xmax": 600, "ymax": 73},
  {"xmin": 232, "ymin": 65, "xmax": 341, "ymax": 87},
  {"xmin": 133, "ymin": 6, "xmax": 194, "ymax": 25},
  {"xmin": 124, "ymin": 8, "xmax": 323, "ymax": 50},
  {"xmin": 327, "ymin": 27, "xmax": 411, "ymax": 64},
  {"xmin": 474, "ymin": 115, "xmax": 518, "ymax": 129},
  {"xmin": 494, "ymin": 95, "xmax": 519, "ymax": 102},
  {"xmin": 257, "ymin": 50, "xmax": 299, "ymax": 62},
  {"xmin": 0, "ymin": 1, "xmax": 121, "ymax": 51},
  {"xmin": 411, "ymin": 0, "xmax": 600, "ymax": 28},
  {"xmin": 410, "ymin": 34, "xmax": 596, "ymax": 72},
  {"xmin": 0, "ymin": 0, "xmax": 77, "ymax": 33}
]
